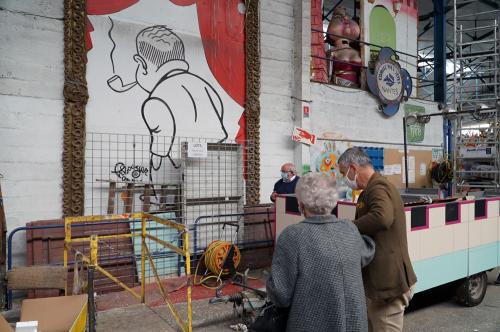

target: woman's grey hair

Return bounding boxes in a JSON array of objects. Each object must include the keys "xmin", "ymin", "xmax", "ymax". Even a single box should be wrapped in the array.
[
  {"xmin": 338, "ymin": 147, "xmax": 373, "ymax": 168},
  {"xmin": 295, "ymin": 172, "xmax": 339, "ymax": 215}
]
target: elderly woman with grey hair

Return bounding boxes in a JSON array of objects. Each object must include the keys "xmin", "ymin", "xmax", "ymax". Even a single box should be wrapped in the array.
[{"xmin": 266, "ymin": 172, "xmax": 375, "ymax": 332}]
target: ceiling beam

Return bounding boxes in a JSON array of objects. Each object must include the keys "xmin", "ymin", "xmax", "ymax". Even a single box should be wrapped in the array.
[
  {"xmin": 445, "ymin": 19, "xmax": 475, "ymax": 40},
  {"xmin": 418, "ymin": 48, "xmax": 496, "ymax": 63},
  {"xmin": 419, "ymin": 21, "xmax": 434, "ymax": 37},
  {"xmin": 473, "ymin": 29, "xmax": 494, "ymax": 41},
  {"xmin": 419, "ymin": 2, "xmax": 471, "ymax": 22},
  {"xmin": 479, "ymin": 0, "xmax": 499, "ymax": 9},
  {"xmin": 322, "ymin": 0, "xmax": 344, "ymax": 21}
]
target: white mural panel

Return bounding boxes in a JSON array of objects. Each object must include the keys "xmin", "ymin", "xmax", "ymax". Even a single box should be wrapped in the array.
[{"xmin": 86, "ymin": 0, "xmax": 245, "ymax": 166}]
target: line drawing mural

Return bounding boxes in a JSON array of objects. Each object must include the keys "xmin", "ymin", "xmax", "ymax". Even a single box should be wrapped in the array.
[
  {"xmin": 106, "ymin": 23, "xmax": 228, "ymax": 178},
  {"xmin": 85, "ymin": 0, "xmax": 246, "ymax": 208},
  {"xmin": 108, "ymin": 17, "xmax": 117, "ymax": 74}
]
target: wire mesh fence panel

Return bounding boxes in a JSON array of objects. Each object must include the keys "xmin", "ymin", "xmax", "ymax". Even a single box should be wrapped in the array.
[
  {"xmin": 84, "ymin": 133, "xmax": 254, "ymax": 280},
  {"xmin": 182, "ymin": 142, "xmax": 245, "ymax": 253}
]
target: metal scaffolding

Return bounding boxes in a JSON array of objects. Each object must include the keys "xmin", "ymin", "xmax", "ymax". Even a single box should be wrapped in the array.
[{"xmin": 452, "ymin": 0, "xmax": 500, "ymax": 192}]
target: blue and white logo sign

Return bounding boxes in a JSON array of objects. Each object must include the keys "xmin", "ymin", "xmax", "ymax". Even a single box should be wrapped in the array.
[
  {"xmin": 367, "ymin": 47, "xmax": 412, "ymax": 117},
  {"xmin": 376, "ymin": 60, "xmax": 402, "ymax": 103}
]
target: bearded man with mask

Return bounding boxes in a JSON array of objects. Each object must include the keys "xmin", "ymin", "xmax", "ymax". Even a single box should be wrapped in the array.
[
  {"xmin": 338, "ymin": 147, "xmax": 417, "ymax": 332},
  {"xmin": 270, "ymin": 163, "xmax": 300, "ymax": 202}
]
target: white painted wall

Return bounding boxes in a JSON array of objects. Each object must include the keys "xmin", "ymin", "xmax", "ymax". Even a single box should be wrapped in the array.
[
  {"xmin": 0, "ymin": 0, "xmax": 64, "ymax": 265},
  {"xmin": 259, "ymin": 0, "xmax": 297, "ymax": 202},
  {"xmin": 310, "ymin": 83, "xmax": 443, "ymax": 146}
]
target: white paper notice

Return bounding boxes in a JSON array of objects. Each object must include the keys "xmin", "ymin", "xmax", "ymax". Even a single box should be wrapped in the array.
[
  {"xmin": 401, "ymin": 157, "xmax": 415, "ymax": 171},
  {"xmin": 419, "ymin": 163, "xmax": 427, "ymax": 176},
  {"xmin": 408, "ymin": 156, "xmax": 415, "ymax": 169},
  {"xmin": 393, "ymin": 164, "xmax": 402, "ymax": 174},
  {"xmin": 409, "ymin": 170, "xmax": 416, "ymax": 183},
  {"xmin": 402, "ymin": 157, "xmax": 416, "ymax": 184},
  {"xmin": 432, "ymin": 148, "xmax": 443, "ymax": 161},
  {"xmin": 187, "ymin": 142, "xmax": 208, "ymax": 158},
  {"xmin": 402, "ymin": 169, "xmax": 415, "ymax": 183}
]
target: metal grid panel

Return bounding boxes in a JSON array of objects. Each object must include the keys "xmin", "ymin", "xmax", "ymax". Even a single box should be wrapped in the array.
[{"xmin": 84, "ymin": 133, "xmax": 251, "ymax": 280}]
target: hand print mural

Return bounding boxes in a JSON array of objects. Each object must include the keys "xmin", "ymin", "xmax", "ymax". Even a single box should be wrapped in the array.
[
  {"xmin": 315, "ymin": 142, "xmax": 341, "ymax": 179},
  {"xmin": 311, "ymin": 139, "xmax": 353, "ymax": 200}
]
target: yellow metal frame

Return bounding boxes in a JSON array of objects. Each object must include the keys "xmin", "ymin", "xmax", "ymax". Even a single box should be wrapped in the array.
[
  {"xmin": 69, "ymin": 299, "xmax": 88, "ymax": 332},
  {"xmin": 64, "ymin": 212, "xmax": 193, "ymax": 332}
]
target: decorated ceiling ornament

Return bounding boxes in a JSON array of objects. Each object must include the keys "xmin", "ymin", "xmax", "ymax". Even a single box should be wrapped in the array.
[
  {"xmin": 326, "ymin": 6, "xmax": 361, "ymax": 87},
  {"xmin": 392, "ymin": 0, "xmax": 402, "ymax": 14},
  {"xmin": 366, "ymin": 47, "xmax": 412, "ymax": 117},
  {"xmin": 327, "ymin": 6, "xmax": 360, "ymax": 42}
]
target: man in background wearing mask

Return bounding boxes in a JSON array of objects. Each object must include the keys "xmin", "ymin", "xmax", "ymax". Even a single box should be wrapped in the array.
[
  {"xmin": 338, "ymin": 147, "xmax": 417, "ymax": 332},
  {"xmin": 270, "ymin": 163, "xmax": 300, "ymax": 202}
]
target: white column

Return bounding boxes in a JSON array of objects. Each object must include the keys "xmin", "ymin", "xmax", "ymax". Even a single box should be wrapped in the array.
[{"xmin": 292, "ymin": 0, "xmax": 313, "ymax": 174}]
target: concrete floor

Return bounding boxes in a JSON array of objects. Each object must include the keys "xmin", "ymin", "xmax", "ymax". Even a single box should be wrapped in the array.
[
  {"xmin": 97, "ymin": 270, "xmax": 500, "ymax": 332},
  {"xmin": 404, "ymin": 270, "xmax": 500, "ymax": 332},
  {"xmin": 97, "ymin": 300, "xmax": 242, "ymax": 332},
  {"xmin": 2, "ymin": 270, "xmax": 498, "ymax": 331}
]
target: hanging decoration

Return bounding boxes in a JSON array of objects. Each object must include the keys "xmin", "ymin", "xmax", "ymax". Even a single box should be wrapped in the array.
[
  {"xmin": 326, "ymin": 6, "xmax": 362, "ymax": 87},
  {"xmin": 392, "ymin": 0, "xmax": 402, "ymax": 14},
  {"xmin": 366, "ymin": 47, "xmax": 412, "ymax": 117}
]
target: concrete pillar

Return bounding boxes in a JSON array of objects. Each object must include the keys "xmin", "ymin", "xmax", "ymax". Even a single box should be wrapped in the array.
[{"xmin": 292, "ymin": 0, "xmax": 313, "ymax": 175}]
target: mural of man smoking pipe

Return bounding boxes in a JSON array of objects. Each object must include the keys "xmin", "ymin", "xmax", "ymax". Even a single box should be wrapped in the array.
[{"xmin": 107, "ymin": 25, "xmax": 228, "ymax": 176}]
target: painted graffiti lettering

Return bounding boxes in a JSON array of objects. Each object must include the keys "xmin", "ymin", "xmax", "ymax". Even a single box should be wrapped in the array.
[{"xmin": 112, "ymin": 162, "xmax": 148, "ymax": 182}]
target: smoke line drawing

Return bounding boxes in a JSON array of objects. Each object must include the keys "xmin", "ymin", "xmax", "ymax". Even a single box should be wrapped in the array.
[
  {"xmin": 106, "ymin": 24, "xmax": 228, "ymax": 184},
  {"xmin": 108, "ymin": 17, "xmax": 117, "ymax": 74}
]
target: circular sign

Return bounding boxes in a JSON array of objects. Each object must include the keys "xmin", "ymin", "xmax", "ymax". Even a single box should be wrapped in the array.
[{"xmin": 375, "ymin": 59, "xmax": 403, "ymax": 104}]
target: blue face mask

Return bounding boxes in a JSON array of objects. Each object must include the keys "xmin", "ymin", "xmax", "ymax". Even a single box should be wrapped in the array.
[{"xmin": 281, "ymin": 171, "xmax": 289, "ymax": 181}]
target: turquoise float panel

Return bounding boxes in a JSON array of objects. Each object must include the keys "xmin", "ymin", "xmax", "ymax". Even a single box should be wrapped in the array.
[
  {"xmin": 413, "ymin": 249, "xmax": 468, "ymax": 293},
  {"xmin": 413, "ymin": 242, "xmax": 500, "ymax": 293},
  {"xmin": 468, "ymin": 241, "xmax": 498, "ymax": 275}
]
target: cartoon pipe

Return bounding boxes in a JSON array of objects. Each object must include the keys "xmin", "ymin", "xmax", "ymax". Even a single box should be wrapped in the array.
[{"xmin": 107, "ymin": 75, "xmax": 138, "ymax": 92}]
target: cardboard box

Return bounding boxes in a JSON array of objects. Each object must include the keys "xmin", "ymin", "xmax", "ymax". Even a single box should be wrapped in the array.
[
  {"xmin": 15, "ymin": 321, "xmax": 37, "ymax": 332},
  {"xmin": 19, "ymin": 294, "xmax": 87, "ymax": 332},
  {"xmin": 0, "ymin": 313, "xmax": 14, "ymax": 332}
]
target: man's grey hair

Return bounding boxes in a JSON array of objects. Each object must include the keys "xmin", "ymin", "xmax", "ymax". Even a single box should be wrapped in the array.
[
  {"xmin": 338, "ymin": 147, "xmax": 373, "ymax": 168},
  {"xmin": 295, "ymin": 172, "xmax": 339, "ymax": 215}
]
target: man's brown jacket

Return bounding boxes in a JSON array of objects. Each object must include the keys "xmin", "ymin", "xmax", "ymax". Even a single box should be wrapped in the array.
[{"xmin": 355, "ymin": 172, "xmax": 417, "ymax": 301}]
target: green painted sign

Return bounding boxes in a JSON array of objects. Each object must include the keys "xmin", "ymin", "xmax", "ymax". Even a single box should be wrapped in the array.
[
  {"xmin": 369, "ymin": 6, "xmax": 396, "ymax": 57},
  {"xmin": 302, "ymin": 163, "xmax": 311, "ymax": 175},
  {"xmin": 405, "ymin": 104, "xmax": 426, "ymax": 143}
]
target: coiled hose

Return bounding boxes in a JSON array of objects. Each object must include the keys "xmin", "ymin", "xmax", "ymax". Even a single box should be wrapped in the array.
[{"xmin": 194, "ymin": 240, "xmax": 241, "ymax": 289}]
